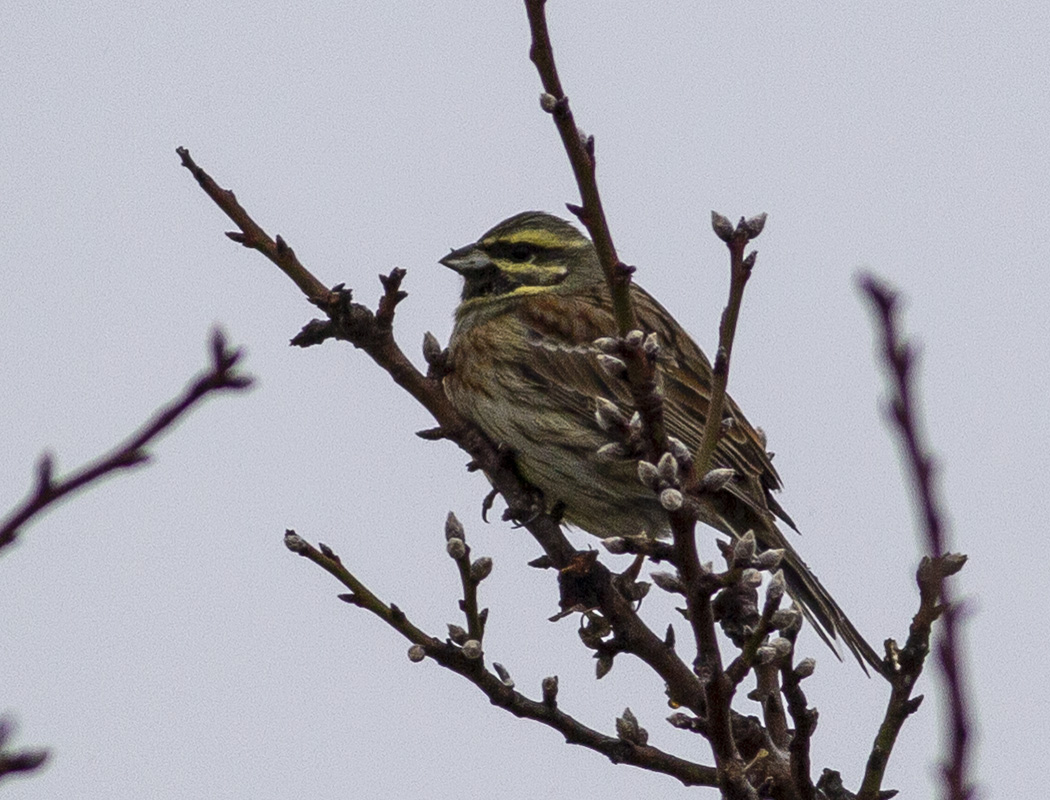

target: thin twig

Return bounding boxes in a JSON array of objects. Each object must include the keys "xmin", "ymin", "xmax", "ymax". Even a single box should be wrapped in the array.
[
  {"xmin": 0, "ymin": 718, "xmax": 48, "ymax": 784},
  {"xmin": 778, "ymin": 628, "xmax": 817, "ymax": 800},
  {"xmin": 667, "ymin": 214, "xmax": 764, "ymax": 800},
  {"xmin": 686, "ymin": 213, "xmax": 764, "ymax": 489},
  {"xmin": 0, "ymin": 330, "xmax": 252, "ymax": 551},
  {"xmin": 176, "ymin": 147, "xmax": 330, "ymax": 303},
  {"xmin": 523, "ymin": 0, "xmax": 634, "ymax": 334},
  {"xmin": 445, "ymin": 513, "xmax": 487, "ymax": 642},
  {"xmin": 858, "ymin": 274, "xmax": 971, "ymax": 800},
  {"xmin": 524, "ymin": 0, "xmax": 671, "ymax": 459}
]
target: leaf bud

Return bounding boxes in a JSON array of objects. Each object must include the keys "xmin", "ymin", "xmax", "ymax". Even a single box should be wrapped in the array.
[
  {"xmin": 596, "ymin": 354, "xmax": 628, "ymax": 379},
  {"xmin": 493, "ymin": 662, "xmax": 514, "ymax": 687},
  {"xmin": 447, "ymin": 624, "xmax": 468, "ymax": 645},
  {"xmin": 445, "ymin": 512, "xmax": 465, "ymax": 542},
  {"xmin": 657, "ymin": 452, "xmax": 679, "ymax": 485},
  {"xmin": 659, "ymin": 488, "xmax": 683, "ymax": 511},
  {"xmin": 637, "ymin": 460, "xmax": 660, "ymax": 489},
  {"xmin": 651, "ymin": 570, "xmax": 685, "ymax": 594},
  {"xmin": 446, "ymin": 537, "xmax": 467, "ymax": 560}
]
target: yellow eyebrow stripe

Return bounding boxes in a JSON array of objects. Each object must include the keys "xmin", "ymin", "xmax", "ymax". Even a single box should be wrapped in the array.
[{"xmin": 481, "ymin": 229, "xmax": 589, "ymax": 250}]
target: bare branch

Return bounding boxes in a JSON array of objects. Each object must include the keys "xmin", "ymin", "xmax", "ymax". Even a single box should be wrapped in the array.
[
  {"xmin": 685, "ymin": 215, "xmax": 764, "ymax": 489},
  {"xmin": 444, "ymin": 512, "xmax": 488, "ymax": 642},
  {"xmin": 176, "ymin": 147, "xmax": 331, "ymax": 303},
  {"xmin": 284, "ymin": 531, "xmax": 717, "ymax": 788},
  {"xmin": 524, "ymin": 0, "xmax": 672, "ymax": 462},
  {"xmin": 858, "ymin": 274, "xmax": 971, "ymax": 800},
  {"xmin": 523, "ymin": 0, "xmax": 634, "ymax": 334},
  {"xmin": 0, "ymin": 718, "xmax": 48, "ymax": 784},
  {"xmin": 779, "ymin": 627, "xmax": 818, "ymax": 799},
  {"xmin": 0, "ymin": 330, "xmax": 252, "ymax": 551}
]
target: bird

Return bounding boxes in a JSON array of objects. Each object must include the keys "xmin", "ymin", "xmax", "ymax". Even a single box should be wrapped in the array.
[{"xmin": 440, "ymin": 210, "xmax": 883, "ymax": 676}]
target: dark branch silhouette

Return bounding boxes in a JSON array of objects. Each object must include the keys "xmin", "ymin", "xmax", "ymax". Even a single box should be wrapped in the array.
[
  {"xmin": 2, "ymin": 330, "xmax": 252, "ymax": 781},
  {"xmin": 1, "ymin": 330, "xmax": 252, "ymax": 552},
  {"xmin": 0, "ymin": 718, "xmax": 48, "ymax": 784},
  {"xmin": 858, "ymin": 275, "xmax": 971, "ymax": 800}
]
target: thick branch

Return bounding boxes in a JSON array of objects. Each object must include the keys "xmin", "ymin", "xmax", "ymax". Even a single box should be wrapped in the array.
[{"xmin": 284, "ymin": 532, "xmax": 717, "ymax": 788}]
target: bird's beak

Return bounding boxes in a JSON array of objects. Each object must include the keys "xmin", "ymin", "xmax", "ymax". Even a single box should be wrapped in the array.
[{"xmin": 440, "ymin": 243, "xmax": 493, "ymax": 273}]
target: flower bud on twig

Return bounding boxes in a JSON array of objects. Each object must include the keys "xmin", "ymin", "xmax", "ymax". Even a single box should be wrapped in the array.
[
  {"xmin": 698, "ymin": 467, "xmax": 736, "ymax": 493},
  {"xmin": 733, "ymin": 531, "xmax": 757, "ymax": 564},
  {"xmin": 448, "ymin": 624, "xmax": 468, "ymax": 645},
  {"xmin": 446, "ymin": 537, "xmax": 466, "ymax": 560},
  {"xmin": 657, "ymin": 452, "xmax": 679, "ymax": 485},
  {"xmin": 542, "ymin": 675, "xmax": 559, "ymax": 706},
  {"xmin": 597, "ymin": 442, "xmax": 627, "ymax": 460},
  {"xmin": 445, "ymin": 512, "xmax": 465, "ymax": 542},
  {"xmin": 643, "ymin": 332, "xmax": 660, "ymax": 357},
  {"xmin": 794, "ymin": 658, "xmax": 816, "ymax": 680},
  {"xmin": 637, "ymin": 460, "xmax": 660, "ymax": 489},
  {"xmin": 597, "ymin": 354, "xmax": 628, "ymax": 380},
  {"xmin": 616, "ymin": 707, "xmax": 648, "ymax": 746},
  {"xmin": 755, "ymin": 548, "xmax": 784, "ymax": 571},
  {"xmin": 493, "ymin": 662, "xmax": 514, "ymax": 688},
  {"xmin": 470, "ymin": 557, "xmax": 493, "ymax": 582},
  {"xmin": 651, "ymin": 570, "xmax": 685, "ymax": 594},
  {"xmin": 595, "ymin": 397, "xmax": 627, "ymax": 432},
  {"xmin": 660, "ymin": 488, "xmax": 684, "ymax": 511},
  {"xmin": 766, "ymin": 570, "xmax": 786, "ymax": 605},
  {"xmin": 624, "ymin": 329, "xmax": 644, "ymax": 347}
]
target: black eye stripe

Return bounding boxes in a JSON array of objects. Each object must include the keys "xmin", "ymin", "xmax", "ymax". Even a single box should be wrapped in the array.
[{"xmin": 485, "ymin": 241, "xmax": 546, "ymax": 262}]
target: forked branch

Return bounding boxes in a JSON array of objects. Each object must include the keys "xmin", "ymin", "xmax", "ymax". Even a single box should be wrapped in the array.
[{"xmin": 283, "ymin": 527, "xmax": 717, "ymax": 788}]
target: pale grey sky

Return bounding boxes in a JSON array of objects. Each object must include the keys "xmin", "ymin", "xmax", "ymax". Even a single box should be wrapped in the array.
[{"xmin": 2, "ymin": 2, "xmax": 1047, "ymax": 798}]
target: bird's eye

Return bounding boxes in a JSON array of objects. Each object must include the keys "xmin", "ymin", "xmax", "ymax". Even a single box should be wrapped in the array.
[{"xmin": 509, "ymin": 243, "xmax": 533, "ymax": 262}]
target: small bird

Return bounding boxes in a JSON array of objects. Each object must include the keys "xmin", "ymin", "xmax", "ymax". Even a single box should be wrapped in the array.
[{"xmin": 441, "ymin": 211, "xmax": 882, "ymax": 676}]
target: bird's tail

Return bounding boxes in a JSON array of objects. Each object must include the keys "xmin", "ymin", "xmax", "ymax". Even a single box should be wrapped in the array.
[
  {"xmin": 778, "ymin": 542, "xmax": 885, "ymax": 677},
  {"xmin": 702, "ymin": 490, "xmax": 885, "ymax": 677}
]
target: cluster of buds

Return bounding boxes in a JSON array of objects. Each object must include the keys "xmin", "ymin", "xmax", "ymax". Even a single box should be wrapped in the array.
[
  {"xmin": 717, "ymin": 530, "xmax": 785, "ymax": 574},
  {"xmin": 593, "ymin": 329, "xmax": 661, "ymax": 372},
  {"xmin": 591, "ymin": 330, "xmax": 665, "ymax": 464},
  {"xmin": 615, "ymin": 707, "xmax": 649, "ymax": 747},
  {"xmin": 636, "ymin": 436, "xmax": 693, "ymax": 512},
  {"xmin": 441, "ymin": 512, "xmax": 491, "ymax": 661}
]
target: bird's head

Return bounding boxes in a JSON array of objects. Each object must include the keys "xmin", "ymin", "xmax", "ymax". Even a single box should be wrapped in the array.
[{"xmin": 440, "ymin": 212, "xmax": 603, "ymax": 307}]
